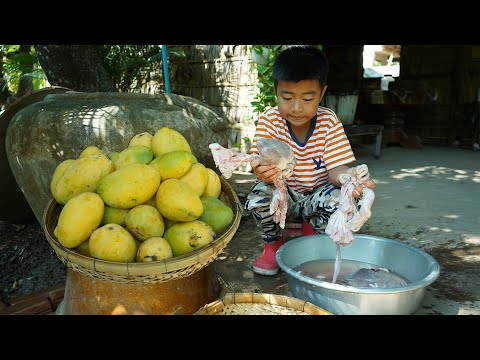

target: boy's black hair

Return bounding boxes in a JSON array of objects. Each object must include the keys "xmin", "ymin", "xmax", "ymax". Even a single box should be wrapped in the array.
[{"xmin": 272, "ymin": 45, "xmax": 329, "ymax": 89}]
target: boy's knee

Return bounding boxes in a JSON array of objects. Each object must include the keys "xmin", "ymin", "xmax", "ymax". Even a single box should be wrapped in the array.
[{"xmin": 325, "ymin": 189, "xmax": 341, "ymax": 208}]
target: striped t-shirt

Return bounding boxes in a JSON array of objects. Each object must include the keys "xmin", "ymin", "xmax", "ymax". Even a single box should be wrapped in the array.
[{"xmin": 250, "ymin": 106, "xmax": 356, "ymax": 193}]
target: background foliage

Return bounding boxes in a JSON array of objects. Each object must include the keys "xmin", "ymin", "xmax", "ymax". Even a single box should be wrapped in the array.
[{"xmin": 0, "ymin": 45, "xmax": 47, "ymax": 94}]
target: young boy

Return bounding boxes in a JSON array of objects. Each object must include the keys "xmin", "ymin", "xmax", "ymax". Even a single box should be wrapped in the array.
[{"xmin": 245, "ymin": 45, "xmax": 376, "ymax": 276}]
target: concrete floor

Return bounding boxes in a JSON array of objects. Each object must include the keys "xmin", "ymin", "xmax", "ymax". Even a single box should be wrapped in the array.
[{"xmin": 212, "ymin": 144, "xmax": 480, "ymax": 315}]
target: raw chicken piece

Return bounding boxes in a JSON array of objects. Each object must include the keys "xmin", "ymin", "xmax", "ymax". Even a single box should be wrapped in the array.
[
  {"xmin": 209, "ymin": 138, "xmax": 296, "ymax": 228},
  {"xmin": 255, "ymin": 138, "xmax": 295, "ymax": 179},
  {"xmin": 256, "ymin": 138, "xmax": 295, "ymax": 229},
  {"xmin": 208, "ymin": 143, "xmax": 254, "ymax": 179},
  {"xmin": 345, "ymin": 268, "xmax": 408, "ymax": 288},
  {"xmin": 325, "ymin": 167, "xmax": 376, "ymax": 284},
  {"xmin": 325, "ymin": 170, "xmax": 375, "ymax": 246}
]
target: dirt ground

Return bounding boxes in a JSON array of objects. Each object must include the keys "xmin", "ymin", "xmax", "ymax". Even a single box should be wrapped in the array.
[
  {"xmin": 1, "ymin": 143, "xmax": 479, "ymax": 315},
  {"xmin": 0, "ymin": 219, "xmax": 66, "ymax": 305},
  {"xmin": 214, "ymin": 143, "xmax": 480, "ymax": 315}
]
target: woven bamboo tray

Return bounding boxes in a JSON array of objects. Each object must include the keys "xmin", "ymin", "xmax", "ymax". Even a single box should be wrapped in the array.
[
  {"xmin": 42, "ymin": 177, "xmax": 242, "ymax": 284},
  {"xmin": 194, "ymin": 293, "xmax": 332, "ymax": 315}
]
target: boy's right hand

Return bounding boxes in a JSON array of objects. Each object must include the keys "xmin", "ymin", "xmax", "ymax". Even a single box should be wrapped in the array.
[{"xmin": 251, "ymin": 158, "xmax": 281, "ymax": 184}]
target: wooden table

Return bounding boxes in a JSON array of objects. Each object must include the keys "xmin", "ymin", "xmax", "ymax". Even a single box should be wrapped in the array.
[{"xmin": 344, "ymin": 124, "xmax": 384, "ymax": 158}]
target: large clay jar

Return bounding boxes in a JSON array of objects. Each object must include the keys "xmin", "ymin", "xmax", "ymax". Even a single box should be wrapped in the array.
[
  {"xmin": 5, "ymin": 90, "xmax": 230, "ymax": 225},
  {"xmin": 0, "ymin": 86, "xmax": 70, "ymax": 224}
]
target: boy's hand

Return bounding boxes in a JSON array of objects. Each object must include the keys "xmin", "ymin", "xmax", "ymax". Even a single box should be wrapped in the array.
[
  {"xmin": 355, "ymin": 164, "xmax": 370, "ymax": 182},
  {"xmin": 352, "ymin": 164, "xmax": 376, "ymax": 189},
  {"xmin": 336, "ymin": 164, "xmax": 376, "ymax": 199},
  {"xmin": 338, "ymin": 173, "xmax": 352, "ymax": 185},
  {"xmin": 350, "ymin": 164, "xmax": 376, "ymax": 198},
  {"xmin": 251, "ymin": 158, "xmax": 281, "ymax": 183}
]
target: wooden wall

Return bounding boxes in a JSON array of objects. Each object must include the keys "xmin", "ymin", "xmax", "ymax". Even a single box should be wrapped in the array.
[
  {"xmin": 167, "ymin": 45, "xmax": 480, "ymax": 146},
  {"xmin": 169, "ymin": 45, "xmax": 258, "ymax": 127},
  {"xmin": 325, "ymin": 45, "xmax": 480, "ymax": 145}
]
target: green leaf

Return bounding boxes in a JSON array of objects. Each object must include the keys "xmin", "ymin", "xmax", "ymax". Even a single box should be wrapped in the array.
[
  {"xmin": 257, "ymin": 65, "xmax": 269, "ymax": 74},
  {"xmin": 253, "ymin": 45, "xmax": 264, "ymax": 54}
]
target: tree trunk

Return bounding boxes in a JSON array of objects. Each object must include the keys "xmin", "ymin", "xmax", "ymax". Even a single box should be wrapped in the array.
[
  {"xmin": 16, "ymin": 45, "xmax": 33, "ymax": 98},
  {"xmin": 34, "ymin": 45, "xmax": 117, "ymax": 92}
]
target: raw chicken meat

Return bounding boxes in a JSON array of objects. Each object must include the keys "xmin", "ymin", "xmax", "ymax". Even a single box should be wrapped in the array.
[
  {"xmin": 325, "ymin": 171, "xmax": 375, "ymax": 246},
  {"xmin": 325, "ymin": 165, "xmax": 376, "ymax": 284},
  {"xmin": 209, "ymin": 138, "xmax": 296, "ymax": 228},
  {"xmin": 345, "ymin": 267, "xmax": 408, "ymax": 289}
]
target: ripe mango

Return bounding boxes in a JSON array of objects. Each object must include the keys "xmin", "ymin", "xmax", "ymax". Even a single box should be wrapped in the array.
[
  {"xmin": 141, "ymin": 195, "xmax": 157, "ymax": 208},
  {"xmin": 89, "ymin": 223, "xmax": 137, "ymax": 262},
  {"xmin": 156, "ymin": 179, "xmax": 203, "ymax": 222},
  {"xmin": 129, "ymin": 132, "xmax": 153, "ymax": 149},
  {"xmin": 74, "ymin": 239, "xmax": 91, "ymax": 257},
  {"xmin": 79, "ymin": 145, "xmax": 104, "ymax": 158},
  {"xmin": 53, "ymin": 153, "xmax": 115, "ymax": 205},
  {"xmin": 136, "ymin": 237, "xmax": 173, "ymax": 262},
  {"xmin": 151, "ymin": 127, "xmax": 191, "ymax": 158},
  {"xmin": 54, "ymin": 192, "xmax": 104, "ymax": 248},
  {"xmin": 180, "ymin": 162, "xmax": 208, "ymax": 197},
  {"xmin": 202, "ymin": 168, "xmax": 221, "ymax": 198},
  {"xmin": 114, "ymin": 145, "xmax": 153, "ymax": 169},
  {"xmin": 50, "ymin": 159, "xmax": 75, "ymax": 197},
  {"xmin": 125, "ymin": 204, "xmax": 165, "ymax": 241},
  {"xmin": 101, "ymin": 206, "xmax": 129, "ymax": 226},
  {"xmin": 97, "ymin": 163, "xmax": 161, "ymax": 209},
  {"xmin": 163, "ymin": 220, "xmax": 215, "ymax": 256},
  {"xmin": 149, "ymin": 150, "xmax": 197, "ymax": 180},
  {"xmin": 108, "ymin": 151, "xmax": 120, "ymax": 163}
]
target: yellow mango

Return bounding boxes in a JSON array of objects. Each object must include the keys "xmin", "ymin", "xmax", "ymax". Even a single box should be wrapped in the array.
[
  {"xmin": 136, "ymin": 237, "xmax": 173, "ymax": 262},
  {"xmin": 114, "ymin": 145, "xmax": 153, "ymax": 169},
  {"xmin": 148, "ymin": 150, "xmax": 198, "ymax": 181},
  {"xmin": 101, "ymin": 206, "xmax": 130, "ymax": 226},
  {"xmin": 79, "ymin": 145, "xmax": 104, "ymax": 158},
  {"xmin": 96, "ymin": 163, "xmax": 161, "ymax": 209},
  {"xmin": 202, "ymin": 168, "xmax": 221, "ymax": 198},
  {"xmin": 89, "ymin": 223, "xmax": 137, "ymax": 262},
  {"xmin": 142, "ymin": 195, "xmax": 157, "ymax": 208},
  {"xmin": 54, "ymin": 192, "xmax": 104, "ymax": 248},
  {"xmin": 151, "ymin": 127, "xmax": 191, "ymax": 158},
  {"xmin": 129, "ymin": 132, "xmax": 153, "ymax": 148},
  {"xmin": 180, "ymin": 162, "xmax": 208, "ymax": 197},
  {"xmin": 50, "ymin": 159, "xmax": 75, "ymax": 197},
  {"xmin": 108, "ymin": 151, "xmax": 120, "ymax": 164},
  {"xmin": 156, "ymin": 179, "xmax": 203, "ymax": 222},
  {"xmin": 164, "ymin": 220, "xmax": 215, "ymax": 256},
  {"xmin": 53, "ymin": 153, "xmax": 115, "ymax": 205},
  {"xmin": 149, "ymin": 150, "xmax": 197, "ymax": 180},
  {"xmin": 125, "ymin": 205, "xmax": 165, "ymax": 241},
  {"xmin": 74, "ymin": 239, "xmax": 91, "ymax": 257}
]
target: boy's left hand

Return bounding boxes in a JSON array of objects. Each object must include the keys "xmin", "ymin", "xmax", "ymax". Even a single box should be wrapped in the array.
[{"xmin": 350, "ymin": 164, "xmax": 376, "ymax": 199}]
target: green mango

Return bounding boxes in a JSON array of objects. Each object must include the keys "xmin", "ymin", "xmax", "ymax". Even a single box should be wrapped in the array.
[{"xmin": 198, "ymin": 196, "xmax": 234, "ymax": 236}]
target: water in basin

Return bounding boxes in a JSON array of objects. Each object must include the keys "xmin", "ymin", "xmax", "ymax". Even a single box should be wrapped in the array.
[{"xmin": 293, "ymin": 259, "xmax": 409, "ymax": 288}]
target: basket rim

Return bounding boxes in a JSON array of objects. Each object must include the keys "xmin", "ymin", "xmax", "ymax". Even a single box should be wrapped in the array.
[
  {"xmin": 194, "ymin": 292, "xmax": 332, "ymax": 315},
  {"xmin": 43, "ymin": 177, "xmax": 242, "ymax": 280}
]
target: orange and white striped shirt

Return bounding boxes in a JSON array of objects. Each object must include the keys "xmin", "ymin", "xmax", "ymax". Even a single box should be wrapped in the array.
[{"xmin": 250, "ymin": 106, "xmax": 356, "ymax": 193}]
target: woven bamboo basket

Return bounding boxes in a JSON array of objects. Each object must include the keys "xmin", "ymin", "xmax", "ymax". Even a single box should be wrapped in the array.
[
  {"xmin": 194, "ymin": 293, "xmax": 332, "ymax": 315},
  {"xmin": 42, "ymin": 177, "xmax": 242, "ymax": 284}
]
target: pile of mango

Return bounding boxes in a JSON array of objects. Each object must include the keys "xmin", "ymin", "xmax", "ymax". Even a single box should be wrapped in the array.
[{"xmin": 50, "ymin": 127, "xmax": 234, "ymax": 263}]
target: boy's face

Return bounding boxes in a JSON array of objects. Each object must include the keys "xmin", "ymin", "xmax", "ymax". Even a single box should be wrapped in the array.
[{"xmin": 275, "ymin": 80, "xmax": 327, "ymax": 129}]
